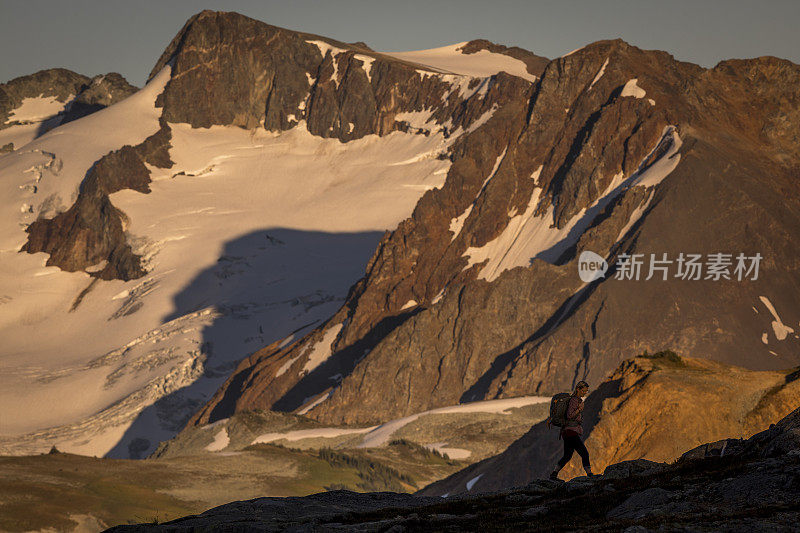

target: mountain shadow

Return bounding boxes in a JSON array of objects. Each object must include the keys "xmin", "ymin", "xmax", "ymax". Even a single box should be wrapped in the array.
[{"xmin": 105, "ymin": 227, "xmax": 384, "ymax": 458}]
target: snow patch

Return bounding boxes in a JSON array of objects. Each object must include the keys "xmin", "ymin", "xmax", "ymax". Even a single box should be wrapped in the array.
[
  {"xmin": 530, "ymin": 165, "xmax": 542, "ymax": 184},
  {"xmin": 394, "ymin": 110, "xmax": 434, "ymax": 131},
  {"xmin": 401, "ymin": 300, "xmax": 418, "ymax": 310},
  {"xmin": 621, "ymin": 78, "xmax": 646, "ymax": 99},
  {"xmin": 448, "ymin": 148, "xmax": 506, "ymax": 242},
  {"xmin": 616, "ymin": 188, "xmax": 655, "ymax": 241},
  {"xmin": 432, "ymin": 289, "xmax": 445, "ymax": 304},
  {"xmin": 464, "ymin": 126, "xmax": 681, "ymax": 281},
  {"xmin": 480, "ymin": 147, "xmax": 507, "ymax": 191},
  {"xmin": 425, "ymin": 441, "xmax": 471, "ymax": 459},
  {"xmin": 84, "ymin": 260, "xmax": 108, "ymax": 274},
  {"xmin": 248, "ymin": 395, "xmax": 549, "ymax": 450},
  {"xmin": 205, "ymin": 427, "xmax": 230, "ymax": 451},
  {"xmin": 5, "ymin": 95, "xmax": 72, "ymax": 125},
  {"xmin": 759, "ymin": 296, "xmax": 794, "ymax": 341},
  {"xmin": 383, "ymin": 42, "xmax": 537, "ymax": 82},
  {"xmin": 307, "ymin": 40, "xmax": 345, "ymax": 58},
  {"xmin": 589, "ymin": 58, "xmax": 609, "ymax": 90},
  {"xmin": 466, "ymin": 473, "xmax": 483, "ymax": 491},
  {"xmin": 449, "ymin": 205, "xmax": 473, "ymax": 241},
  {"xmin": 356, "ymin": 395, "xmax": 550, "ymax": 448},
  {"xmin": 275, "ymin": 355, "xmax": 301, "ymax": 378},
  {"xmin": 297, "ymin": 389, "xmax": 334, "ymax": 415},
  {"xmin": 445, "ymin": 104, "xmax": 499, "ymax": 139},
  {"xmin": 355, "ymin": 54, "xmax": 376, "ymax": 82},
  {"xmin": 302, "ymin": 322, "xmax": 343, "ymax": 375},
  {"xmin": 307, "ymin": 40, "xmax": 346, "ymax": 86},
  {"xmin": 252, "ymin": 425, "xmax": 374, "ymax": 444}
]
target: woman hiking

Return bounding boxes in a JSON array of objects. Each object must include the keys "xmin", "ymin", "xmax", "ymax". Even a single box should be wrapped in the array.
[{"xmin": 548, "ymin": 380, "xmax": 593, "ymax": 480}]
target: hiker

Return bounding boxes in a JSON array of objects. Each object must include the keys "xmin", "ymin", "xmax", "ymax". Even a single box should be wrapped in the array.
[{"xmin": 548, "ymin": 380, "xmax": 592, "ymax": 480}]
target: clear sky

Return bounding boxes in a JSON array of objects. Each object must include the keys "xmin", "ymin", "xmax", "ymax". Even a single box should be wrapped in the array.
[{"xmin": 2, "ymin": 0, "xmax": 799, "ymax": 87}]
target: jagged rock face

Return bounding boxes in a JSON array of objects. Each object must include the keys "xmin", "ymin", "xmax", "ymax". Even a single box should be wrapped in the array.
[
  {"xmin": 191, "ymin": 36, "xmax": 800, "ymax": 428},
  {"xmin": 416, "ymin": 355, "xmax": 800, "ymax": 496},
  {"xmin": 59, "ymin": 72, "xmax": 138, "ymax": 123},
  {"xmin": 148, "ymin": 10, "xmax": 499, "ymax": 140},
  {"xmin": 3, "ymin": 68, "xmax": 145, "ymax": 279},
  {"xmin": 0, "ymin": 68, "xmax": 89, "ymax": 127},
  {"xmin": 20, "ymin": 10, "xmax": 528, "ymax": 284},
  {"xmin": 1, "ymin": 68, "xmax": 137, "ymax": 132},
  {"xmin": 21, "ymin": 123, "xmax": 173, "ymax": 280}
]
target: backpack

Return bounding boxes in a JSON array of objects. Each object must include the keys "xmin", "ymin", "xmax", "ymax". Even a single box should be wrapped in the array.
[{"xmin": 549, "ymin": 393, "xmax": 572, "ymax": 427}]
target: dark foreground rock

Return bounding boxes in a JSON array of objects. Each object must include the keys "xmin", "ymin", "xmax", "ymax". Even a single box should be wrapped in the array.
[{"xmin": 108, "ymin": 406, "xmax": 800, "ymax": 532}]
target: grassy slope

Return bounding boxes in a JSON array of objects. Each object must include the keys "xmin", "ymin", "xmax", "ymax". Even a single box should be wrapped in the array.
[{"xmin": 0, "ymin": 440, "xmax": 461, "ymax": 531}]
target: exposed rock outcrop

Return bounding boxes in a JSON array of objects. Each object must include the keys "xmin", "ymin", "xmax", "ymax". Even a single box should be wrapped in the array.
[
  {"xmin": 1, "ymin": 68, "xmax": 137, "ymax": 133},
  {"xmin": 21, "ymin": 122, "xmax": 173, "ymax": 280},
  {"xmin": 59, "ymin": 72, "xmax": 138, "ymax": 123},
  {"xmin": 147, "ymin": 10, "xmax": 516, "ymax": 140},
  {"xmin": 0, "ymin": 68, "xmax": 89, "ymax": 127},
  {"xmin": 21, "ymin": 10, "xmax": 531, "ymax": 281}
]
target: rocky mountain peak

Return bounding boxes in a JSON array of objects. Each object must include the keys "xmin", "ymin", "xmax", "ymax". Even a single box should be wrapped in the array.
[
  {"xmin": 5, "ymin": 10, "xmax": 799, "ymax": 466},
  {"xmin": 188, "ymin": 26, "xmax": 800, "ymax": 430},
  {"xmin": 147, "ymin": 10, "xmax": 523, "ymax": 140},
  {"xmin": 0, "ymin": 68, "xmax": 90, "ymax": 128},
  {"xmin": 16, "ymin": 10, "xmax": 541, "ymax": 284}
]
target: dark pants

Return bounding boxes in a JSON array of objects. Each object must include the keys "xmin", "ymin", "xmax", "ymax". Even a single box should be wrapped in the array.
[{"xmin": 557, "ymin": 434, "xmax": 590, "ymax": 470}]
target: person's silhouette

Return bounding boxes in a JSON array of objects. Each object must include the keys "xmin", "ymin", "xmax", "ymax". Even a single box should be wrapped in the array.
[{"xmin": 549, "ymin": 380, "xmax": 593, "ymax": 480}]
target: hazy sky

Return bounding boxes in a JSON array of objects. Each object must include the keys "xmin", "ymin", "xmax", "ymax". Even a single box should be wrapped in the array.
[{"xmin": 2, "ymin": 0, "xmax": 799, "ymax": 87}]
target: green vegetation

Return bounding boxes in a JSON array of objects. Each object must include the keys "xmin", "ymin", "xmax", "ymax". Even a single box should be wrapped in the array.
[
  {"xmin": 318, "ymin": 448, "xmax": 416, "ymax": 491},
  {"xmin": 0, "ymin": 441, "xmax": 459, "ymax": 531},
  {"xmin": 0, "ymin": 396, "xmax": 548, "ymax": 529},
  {"xmin": 388, "ymin": 438, "xmax": 455, "ymax": 463},
  {"xmin": 0, "ymin": 454, "xmax": 195, "ymax": 532}
]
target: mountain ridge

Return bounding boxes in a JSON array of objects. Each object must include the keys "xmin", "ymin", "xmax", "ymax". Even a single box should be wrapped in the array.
[
  {"xmin": 187, "ymin": 18, "xmax": 800, "ymax": 428},
  {"xmin": 1, "ymin": 9, "xmax": 798, "ymax": 460}
]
